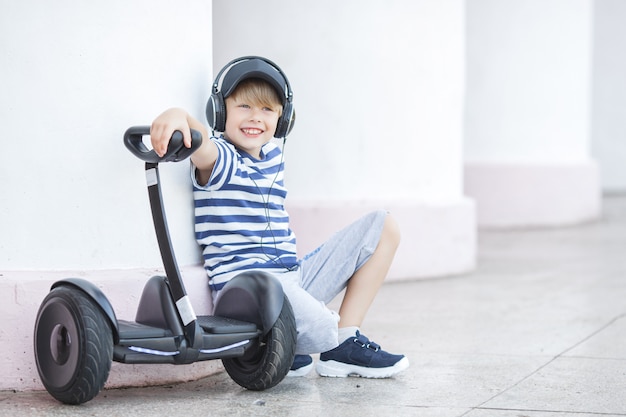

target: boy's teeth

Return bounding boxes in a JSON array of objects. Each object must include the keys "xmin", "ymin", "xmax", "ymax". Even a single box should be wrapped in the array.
[{"xmin": 243, "ymin": 128, "xmax": 262, "ymax": 134}]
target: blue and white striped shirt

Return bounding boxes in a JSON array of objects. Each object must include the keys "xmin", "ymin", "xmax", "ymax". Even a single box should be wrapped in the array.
[{"xmin": 192, "ymin": 136, "xmax": 298, "ymax": 291}]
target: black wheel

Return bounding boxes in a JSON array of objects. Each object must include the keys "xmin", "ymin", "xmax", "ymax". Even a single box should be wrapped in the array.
[
  {"xmin": 34, "ymin": 286, "xmax": 113, "ymax": 405},
  {"xmin": 223, "ymin": 296, "xmax": 296, "ymax": 390}
]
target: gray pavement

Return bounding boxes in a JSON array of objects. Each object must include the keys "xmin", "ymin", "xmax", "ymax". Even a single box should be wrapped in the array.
[{"xmin": 2, "ymin": 196, "xmax": 626, "ymax": 416}]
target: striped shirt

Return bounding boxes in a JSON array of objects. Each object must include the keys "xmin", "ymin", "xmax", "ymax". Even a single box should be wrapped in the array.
[{"xmin": 192, "ymin": 136, "xmax": 298, "ymax": 291}]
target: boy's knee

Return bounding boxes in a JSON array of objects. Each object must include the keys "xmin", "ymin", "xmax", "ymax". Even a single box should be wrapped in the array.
[{"xmin": 383, "ymin": 213, "xmax": 401, "ymax": 249}]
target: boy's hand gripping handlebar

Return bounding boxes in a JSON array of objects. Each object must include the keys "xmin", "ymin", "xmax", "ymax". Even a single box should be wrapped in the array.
[{"xmin": 124, "ymin": 125, "xmax": 202, "ymax": 163}]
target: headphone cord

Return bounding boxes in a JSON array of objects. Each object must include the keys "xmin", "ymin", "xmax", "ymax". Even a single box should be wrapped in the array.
[{"xmin": 250, "ymin": 139, "xmax": 298, "ymax": 272}]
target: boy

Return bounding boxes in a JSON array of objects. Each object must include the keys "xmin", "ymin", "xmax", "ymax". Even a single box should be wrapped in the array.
[{"xmin": 150, "ymin": 56, "xmax": 409, "ymax": 378}]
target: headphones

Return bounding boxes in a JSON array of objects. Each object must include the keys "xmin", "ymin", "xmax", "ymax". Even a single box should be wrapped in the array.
[{"xmin": 206, "ymin": 56, "xmax": 295, "ymax": 139}]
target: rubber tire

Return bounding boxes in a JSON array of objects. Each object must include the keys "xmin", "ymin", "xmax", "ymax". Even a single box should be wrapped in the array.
[
  {"xmin": 222, "ymin": 296, "xmax": 297, "ymax": 390},
  {"xmin": 34, "ymin": 286, "xmax": 113, "ymax": 405}
]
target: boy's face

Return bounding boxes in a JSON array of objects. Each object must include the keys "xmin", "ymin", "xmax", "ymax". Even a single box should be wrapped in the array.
[{"xmin": 224, "ymin": 96, "xmax": 280, "ymax": 159}]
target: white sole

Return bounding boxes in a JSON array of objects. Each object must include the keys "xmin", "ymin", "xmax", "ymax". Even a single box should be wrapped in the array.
[
  {"xmin": 316, "ymin": 356, "xmax": 410, "ymax": 378},
  {"xmin": 287, "ymin": 361, "xmax": 314, "ymax": 377}
]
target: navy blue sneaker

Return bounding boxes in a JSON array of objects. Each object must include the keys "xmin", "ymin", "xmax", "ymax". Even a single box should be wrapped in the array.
[
  {"xmin": 287, "ymin": 354, "xmax": 314, "ymax": 377},
  {"xmin": 316, "ymin": 331, "xmax": 409, "ymax": 378}
]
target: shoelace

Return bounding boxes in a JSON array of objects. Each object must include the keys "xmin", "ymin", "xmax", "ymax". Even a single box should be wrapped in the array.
[{"xmin": 353, "ymin": 332, "xmax": 380, "ymax": 352}]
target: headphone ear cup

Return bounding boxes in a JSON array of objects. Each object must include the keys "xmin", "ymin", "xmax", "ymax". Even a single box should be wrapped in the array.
[
  {"xmin": 275, "ymin": 102, "xmax": 295, "ymax": 138},
  {"xmin": 206, "ymin": 93, "xmax": 226, "ymax": 132}
]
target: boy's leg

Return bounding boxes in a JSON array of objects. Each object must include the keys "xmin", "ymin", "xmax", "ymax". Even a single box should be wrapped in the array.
[
  {"xmin": 276, "ymin": 270, "xmax": 339, "ymax": 355},
  {"xmin": 286, "ymin": 210, "xmax": 385, "ymax": 377},
  {"xmin": 299, "ymin": 210, "xmax": 389, "ymax": 303},
  {"xmin": 275, "ymin": 272, "xmax": 339, "ymax": 377},
  {"xmin": 337, "ymin": 214, "xmax": 400, "ymax": 328},
  {"xmin": 299, "ymin": 210, "xmax": 400, "ymax": 328},
  {"xmin": 299, "ymin": 210, "xmax": 408, "ymax": 378}
]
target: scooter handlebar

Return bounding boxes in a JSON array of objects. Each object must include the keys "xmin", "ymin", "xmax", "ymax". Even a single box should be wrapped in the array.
[{"xmin": 124, "ymin": 125, "xmax": 202, "ymax": 163}]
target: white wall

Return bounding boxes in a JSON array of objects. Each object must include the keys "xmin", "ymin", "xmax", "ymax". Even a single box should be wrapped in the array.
[
  {"xmin": 213, "ymin": 0, "xmax": 476, "ymax": 279},
  {"xmin": 215, "ymin": 1, "xmax": 464, "ymax": 202},
  {"xmin": 0, "ymin": 0, "xmax": 217, "ymax": 392},
  {"xmin": 592, "ymin": 0, "xmax": 626, "ymax": 192},
  {"xmin": 464, "ymin": 0, "xmax": 600, "ymax": 227},
  {"xmin": 0, "ymin": 0, "xmax": 210, "ymax": 270},
  {"xmin": 465, "ymin": 0, "xmax": 593, "ymax": 164}
]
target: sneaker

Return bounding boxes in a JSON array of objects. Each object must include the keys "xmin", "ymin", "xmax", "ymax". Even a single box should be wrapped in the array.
[
  {"xmin": 316, "ymin": 331, "xmax": 409, "ymax": 378},
  {"xmin": 287, "ymin": 354, "xmax": 314, "ymax": 377}
]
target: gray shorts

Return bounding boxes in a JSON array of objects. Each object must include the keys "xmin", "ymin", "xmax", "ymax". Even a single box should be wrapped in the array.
[{"xmin": 277, "ymin": 210, "xmax": 388, "ymax": 354}]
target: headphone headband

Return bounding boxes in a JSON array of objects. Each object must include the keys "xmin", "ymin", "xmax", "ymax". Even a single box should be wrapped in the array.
[{"xmin": 212, "ymin": 56, "xmax": 293, "ymax": 102}]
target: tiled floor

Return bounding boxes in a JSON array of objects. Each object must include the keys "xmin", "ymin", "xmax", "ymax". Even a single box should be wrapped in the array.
[{"xmin": 2, "ymin": 196, "xmax": 625, "ymax": 416}]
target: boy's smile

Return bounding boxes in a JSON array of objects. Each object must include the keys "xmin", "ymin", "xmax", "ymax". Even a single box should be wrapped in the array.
[{"xmin": 242, "ymin": 128, "xmax": 263, "ymax": 135}]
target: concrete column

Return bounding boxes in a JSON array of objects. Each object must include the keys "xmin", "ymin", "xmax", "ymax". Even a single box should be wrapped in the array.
[
  {"xmin": 592, "ymin": 0, "xmax": 626, "ymax": 192},
  {"xmin": 464, "ymin": 0, "xmax": 600, "ymax": 227},
  {"xmin": 1, "ymin": 0, "xmax": 216, "ymax": 392},
  {"xmin": 213, "ymin": 0, "xmax": 475, "ymax": 280}
]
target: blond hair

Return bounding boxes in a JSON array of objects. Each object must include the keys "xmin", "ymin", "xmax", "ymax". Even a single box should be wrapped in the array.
[{"xmin": 227, "ymin": 78, "xmax": 283, "ymax": 116}]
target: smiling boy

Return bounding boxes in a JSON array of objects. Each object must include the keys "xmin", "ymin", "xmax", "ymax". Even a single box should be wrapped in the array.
[{"xmin": 150, "ymin": 57, "xmax": 409, "ymax": 378}]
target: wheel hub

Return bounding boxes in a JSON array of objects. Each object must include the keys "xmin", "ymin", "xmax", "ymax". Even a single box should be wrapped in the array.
[{"xmin": 50, "ymin": 324, "xmax": 72, "ymax": 365}]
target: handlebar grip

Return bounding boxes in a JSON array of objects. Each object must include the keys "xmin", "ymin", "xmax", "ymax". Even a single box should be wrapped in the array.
[{"xmin": 123, "ymin": 125, "xmax": 202, "ymax": 163}]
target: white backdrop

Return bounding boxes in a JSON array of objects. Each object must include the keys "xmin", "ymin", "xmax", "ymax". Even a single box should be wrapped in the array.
[
  {"xmin": 465, "ymin": 0, "xmax": 592, "ymax": 164},
  {"xmin": 0, "ymin": 0, "xmax": 212, "ymax": 270},
  {"xmin": 213, "ymin": 0, "xmax": 465, "ymax": 203}
]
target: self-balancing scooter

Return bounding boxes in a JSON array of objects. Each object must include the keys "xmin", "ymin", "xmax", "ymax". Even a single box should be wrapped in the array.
[{"xmin": 33, "ymin": 126, "xmax": 296, "ymax": 404}]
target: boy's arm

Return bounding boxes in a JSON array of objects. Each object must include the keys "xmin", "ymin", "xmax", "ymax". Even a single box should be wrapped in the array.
[{"xmin": 151, "ymin": 107, "xmax": 217, "ymax": 186}]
